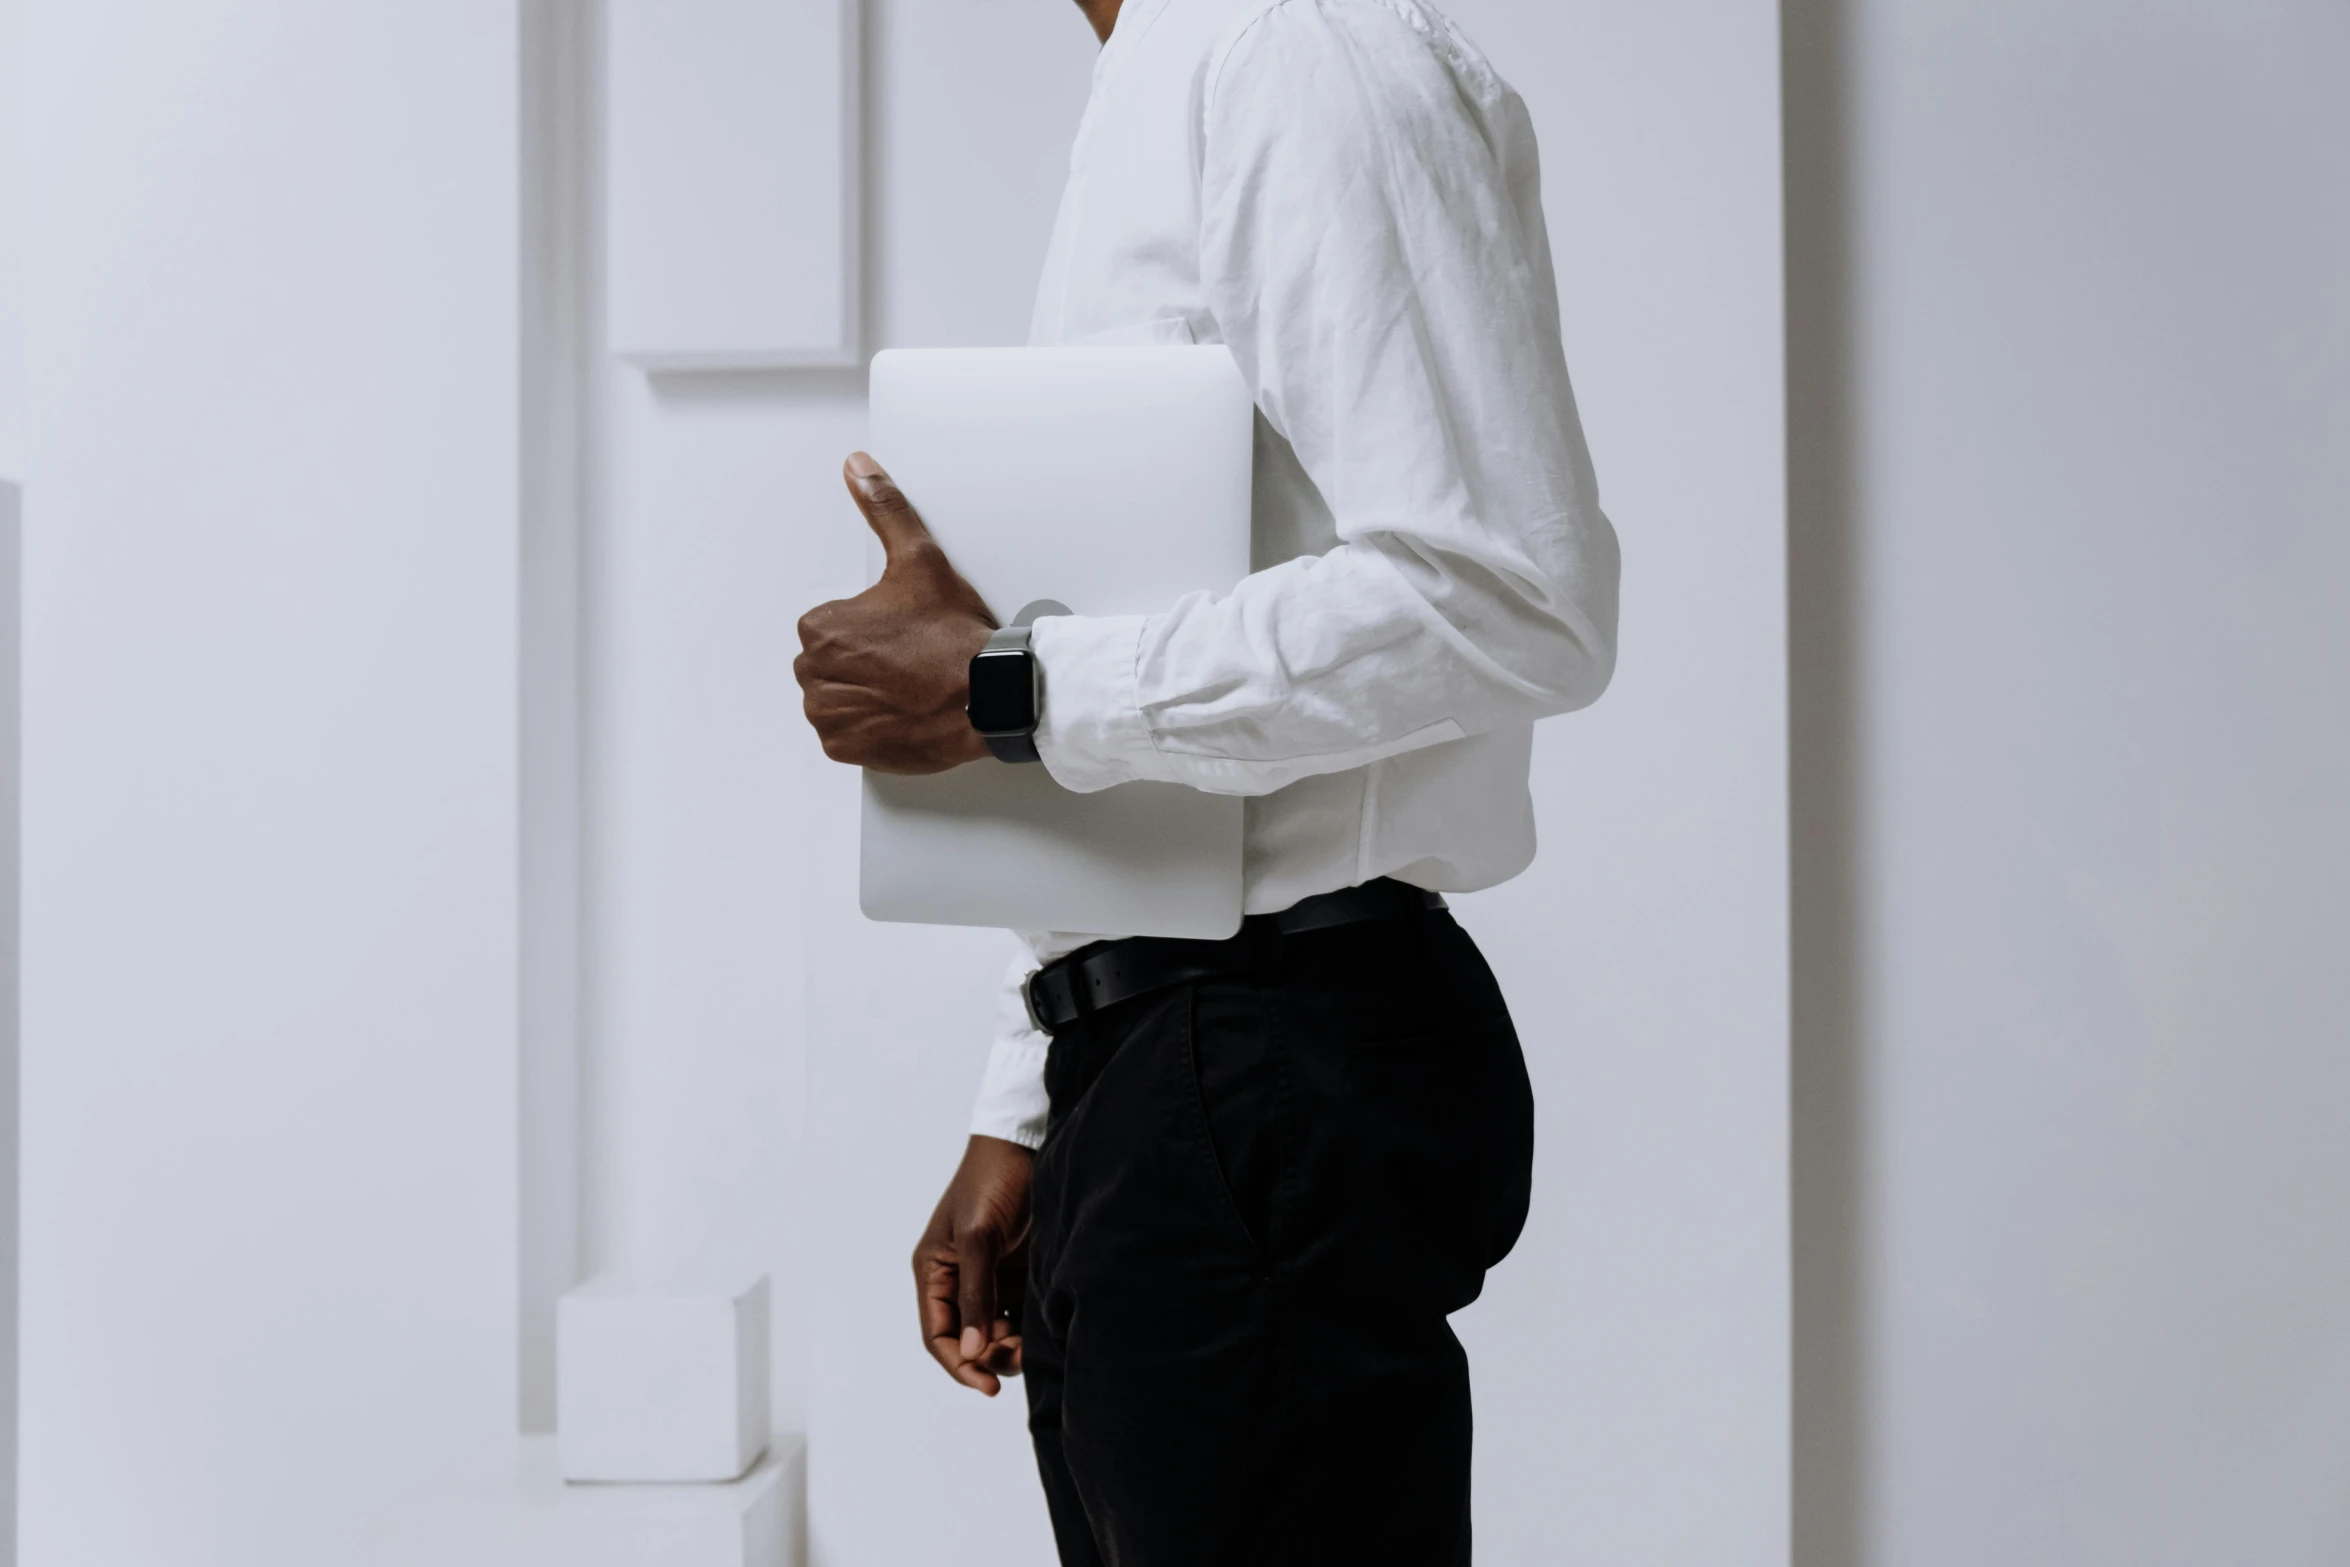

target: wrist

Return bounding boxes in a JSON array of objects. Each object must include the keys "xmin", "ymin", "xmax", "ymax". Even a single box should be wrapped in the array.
[{"xmin": 967, "ymin": 1132, "xmax": 1034, "ymax": 1161}]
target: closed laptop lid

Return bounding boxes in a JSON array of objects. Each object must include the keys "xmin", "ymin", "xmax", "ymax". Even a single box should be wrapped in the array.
[{"xmin": 858, "ymin": 346, "xmax": 1253, "ymax": 938}]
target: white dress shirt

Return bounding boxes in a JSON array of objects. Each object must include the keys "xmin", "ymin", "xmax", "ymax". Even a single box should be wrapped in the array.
[{"xmin": 968, "ymin": 0, "xmax": 1620, "ymax": 1148}]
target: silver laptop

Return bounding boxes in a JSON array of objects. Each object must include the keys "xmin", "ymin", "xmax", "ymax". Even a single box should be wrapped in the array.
[{"xmin": 859, "ymin": 347, "xmax": 1253, "ymax": 939}]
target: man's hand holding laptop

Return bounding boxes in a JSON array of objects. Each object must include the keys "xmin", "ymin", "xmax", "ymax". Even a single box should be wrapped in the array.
[{"xmin": 794, "ymin": 450, "xmax": 996, "ymax": 774}]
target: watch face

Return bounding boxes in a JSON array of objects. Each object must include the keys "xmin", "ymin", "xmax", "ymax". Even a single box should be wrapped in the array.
[{"xmin": 966, "ymin": 649, "xmax": 1037, "ymax": 735}]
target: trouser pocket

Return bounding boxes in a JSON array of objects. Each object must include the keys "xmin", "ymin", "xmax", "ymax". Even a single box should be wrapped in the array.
[{"xmin": 1185, "ymin": 979, "xmax": 1280, "ymax": 1268}]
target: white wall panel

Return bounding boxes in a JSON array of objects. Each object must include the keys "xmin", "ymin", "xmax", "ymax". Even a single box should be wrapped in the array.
[
  {"xmin": 576, "ymin": 2, "xmax": 1099, "ymax": 1546},
  {"xmin": 18, "ymin": 5, "xmax": 522, "ymax": 1563},
  {"xmin": 0, "ymin": 10, "xmax": 23, "ymax": 1562},
  {"xmin": 798, "ymin": 4, "xmax": 1095, "ymax": 1562},
  {"xmin": 0, "ymin": 0, "xmax": 22, "ymax": 479},
  {"xmin": 0, "ymin": 483, "xmax": 19, "ymax": 1567},
  {"xmin": 1788, "ymin": 2, "xmax": 2350, "ymax": 1562},
  {"xmin": 581, "ymin": 368, "xmax": 858, "ymax": 1450},
  {"xmin": 605, "ymin": 0, "xmax": 860, "ymax": 369},
  {"xmin": 1435, "ymin": 3, "xmax": 1790, "ymax": 1562},
  {"xmin": 520, "ymin": 0, "xmax": 592, "ymax": 1438}
]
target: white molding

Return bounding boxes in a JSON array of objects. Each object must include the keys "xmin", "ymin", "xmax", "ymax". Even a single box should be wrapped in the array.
[
  {"xmin": 374, "ymin": 1435, "xmax": 804, "ymax": 1567},
  {"xmin": 519, "ymin": 0, "xmax": 592, "ymax": 1436},
  {"xmin": 604, "ymin": 0, "xmax": 862, "ymax": 371},
  {"xmin": 0, "ymin": 482, "xmax": 19, "ymax": 1564}
]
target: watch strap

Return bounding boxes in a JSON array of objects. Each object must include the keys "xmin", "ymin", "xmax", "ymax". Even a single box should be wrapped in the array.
[
  {"xmin": 983, "ymin": 730, "xmax": 1042, "ymax": 764},
  {"xmin": 983, "ymin": 623, "xmax": 1036, "ymax": 656},
  {"xmin": 1012, "ymin": 598, "xmax": 1071, "ymax": 628}
]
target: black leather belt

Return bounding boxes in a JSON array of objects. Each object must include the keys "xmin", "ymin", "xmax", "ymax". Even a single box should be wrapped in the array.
[{"xmin": 1023, "ymin": 878, "xmax": 1447, "ymax": 1035}]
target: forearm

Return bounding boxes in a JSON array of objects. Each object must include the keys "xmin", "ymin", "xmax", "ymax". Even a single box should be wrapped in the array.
[{"xmin": 1034, "ymin": 508, "xmax": 1615, "ymax": 799}]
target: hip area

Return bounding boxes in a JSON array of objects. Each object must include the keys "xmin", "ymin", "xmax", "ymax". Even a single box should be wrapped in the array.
[{"xmin": 1039, "ymin": 902, "xmax": 1521, "ymax": 1129}]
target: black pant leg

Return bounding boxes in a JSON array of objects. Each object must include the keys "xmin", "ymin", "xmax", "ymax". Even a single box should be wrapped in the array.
[
  {"xmin": 1022, "ymin": 1340, "xmax": 1106, "ymax": 1567},
  {"xmin": 1023, "ymin": 911, "xmax": 1533, "ymax": 1567},
  {"xmin": 1025, "ymin": 983, "xmax": 1284, "ymax": 1567},
  {"xmin": 1262, "ymin": 911, "xmax": 1533, "ymax": 1567}
]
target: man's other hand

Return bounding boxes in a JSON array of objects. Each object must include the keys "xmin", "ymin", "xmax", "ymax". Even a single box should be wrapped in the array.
[
  {"xmin": 915, "ymin": 1134, "xmax": 1035, "ymax": 1396},
  {"xmin": 795, "ymin": 452, "xmax": 996, "ymax": 773}
]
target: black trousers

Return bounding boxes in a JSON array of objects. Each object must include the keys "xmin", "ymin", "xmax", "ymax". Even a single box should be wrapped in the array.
[{"xmin": 1021, "ymin": 905, "xmax": 1534, "ymax": 1566}]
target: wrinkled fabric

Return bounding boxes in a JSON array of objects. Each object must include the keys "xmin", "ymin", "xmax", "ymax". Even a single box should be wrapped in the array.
[{"xmin": 970, "ymin": 0, "xmax": 1618, "ymax": 1148}]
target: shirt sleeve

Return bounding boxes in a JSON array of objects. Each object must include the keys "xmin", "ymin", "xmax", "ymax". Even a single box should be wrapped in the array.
[
  {"xmin": 1032, "ymin": 0, "xmax": 1620, "ymax": 798},
  {"xmin": 969, "ymin": 944, "xmax": 1052, "ymax": 1149}
]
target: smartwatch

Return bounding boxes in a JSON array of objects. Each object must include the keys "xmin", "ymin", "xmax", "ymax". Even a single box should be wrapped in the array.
[{"xmin": 966, "ymin": 600, "xmax": 1067, "ymax": 764}]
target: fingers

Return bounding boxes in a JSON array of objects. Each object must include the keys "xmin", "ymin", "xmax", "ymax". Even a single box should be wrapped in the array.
[
  {"xmin": 917, "ymin": 1249, "xmax": 1000, "ymax": 1396},
  {"xmin": 915, "ymin": 1229, "xmax": 1012, "ymax": 1397},
  {"xmin": 911, "ymin": 1137, "xmax": 1038, "ymax": 1398},
  {"xmin": 985, "ymin": 1241, "xmax": 1026, "ymax": 1377},
  {"xmin": 956, "ymin": 1225, "xmax": 1003, "ymax": 1369},
  {"xmin": 916, "ymin": 1243, "xmax": 957, "ymax": 1352},
  {"xmin": 982, "ymin": 1317, "xmax": 1024, "ymax": 1379},
  {"xmin": 843, "ymin": 452, "xmax": 935, "ymax": 567}
]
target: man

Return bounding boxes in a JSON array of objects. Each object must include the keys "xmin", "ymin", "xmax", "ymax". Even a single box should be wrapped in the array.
[{"xmin": 794, "ymin": 0, "xmax": 1618, "ymax": 1559}]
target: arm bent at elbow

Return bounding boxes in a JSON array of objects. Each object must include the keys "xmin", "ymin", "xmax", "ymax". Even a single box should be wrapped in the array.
[
  {"xmin": 1031, "ymin": 509, "xmax": 1618, "ymax": 800},
  {"xmin": 1034, "ymin": 0, "xmax": 1624, "ymax": 800}
]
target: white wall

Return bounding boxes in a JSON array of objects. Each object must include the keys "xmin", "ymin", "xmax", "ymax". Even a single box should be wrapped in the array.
[
  {"xmin": 18, "ymin": 5, "xmax": 523, "ymax": 1563},
  {"xmin": 580, "ymin": 0, "xmax": 1100, "ymax": 1544},
  {"xmin": 13, "ymin": 2, "xmax": 2349, "ymax": 1562},
  {"xmin": 9, "ymin": 0, "xmax": 1788, "ymax": 1560},
  {"xmin": 0, "ymin": 0, "xmax": 22, "ymax": 476},
  {"xmin": 1438, "ymin": 4, "xmax": 1790, "ymax": 1561},
  {"xmin": 0, "ymin": 483, "xmax": 19, "ymax": 1567},
  {"xmin": 803, "ymin": 3, "xmax": 1789, "ymax": 1565},
  {"xmin": 0, "ymin": 3, "xmax": 23, "ymax": 1560},
  {"xmin": 791, "ymin": 17, "xmax": 1139, "ymax": 1556},
  {"xmin": 1787, "ymin": 1, "xmax": 2350, "ymax": 1563}
]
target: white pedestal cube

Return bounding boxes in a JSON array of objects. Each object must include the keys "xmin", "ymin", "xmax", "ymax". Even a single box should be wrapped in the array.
[{"xmin": 559, "ymin": 1272, "xmax": 771, "ymax": 1483}]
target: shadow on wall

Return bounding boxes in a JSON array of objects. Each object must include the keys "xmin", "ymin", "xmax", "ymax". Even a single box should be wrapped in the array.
[{"xmin": 1782, "ymin": 1, "xmax": 1865, "ymax": 1564}]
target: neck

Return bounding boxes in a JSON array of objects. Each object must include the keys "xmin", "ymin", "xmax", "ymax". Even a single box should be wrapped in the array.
[{"xmin": 1077, "ymin": 0, "xmax": 1124, "ymax": 45}]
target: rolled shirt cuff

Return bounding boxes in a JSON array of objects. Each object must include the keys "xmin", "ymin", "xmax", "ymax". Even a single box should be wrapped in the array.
[
  {"xmin": 969, "ymin": 1034, "xmax": 1050, "ymax": 1150},
  {"xmin": 969, "ymin": 951, "xmax": 1054, "ymax": 1150},
  {"xmin": 1031, "ymin": 613, "xmax": 1178, "ymax": 794}
]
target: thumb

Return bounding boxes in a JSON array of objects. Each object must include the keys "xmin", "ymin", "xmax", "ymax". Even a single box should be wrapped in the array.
[
  {"xmin": 956, "ymin": 1221, "xmax": 1002, "ymax": 1365},
  {"xmin": 843, "ymin": 452, "xmax": 933, "ymax": 566}
]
